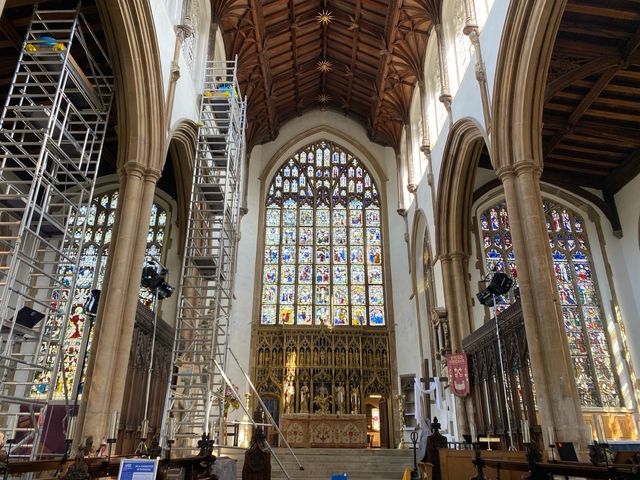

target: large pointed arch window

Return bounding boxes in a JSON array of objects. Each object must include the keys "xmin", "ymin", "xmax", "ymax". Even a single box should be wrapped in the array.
[
  {"xmin": 33, "ymin": 191, "xmax": 168, "ymax": 400},
  {"xmin": 478, "ymin": 200, "xmax": 620, "ymax": 407},
  {"xmin": 260, "ymin": 140, "xmax": 385, "ymax": 327}
]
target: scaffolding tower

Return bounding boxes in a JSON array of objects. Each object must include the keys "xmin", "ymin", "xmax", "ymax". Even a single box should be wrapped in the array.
[
  {"xmin": 0, "ymin": 4, "xmax": 113, "ymax": 458},
  {"xmin": 163, "ymin": 60, "xmax": 246, "ymax": 454}
]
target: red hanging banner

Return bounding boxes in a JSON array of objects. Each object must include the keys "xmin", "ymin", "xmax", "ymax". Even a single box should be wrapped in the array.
[{"xmin": 447, "ymin": 353, "xmax": 470, "ymax": 397}]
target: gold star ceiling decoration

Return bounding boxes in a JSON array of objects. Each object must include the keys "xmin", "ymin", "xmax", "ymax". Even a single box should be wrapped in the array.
[
  {"xmin": 316, "ymin": 59, "xmax": 333, "ymax": 72},
  {"xmin": 317, "ymin": 93, "xmax": 331, "ymax": 103},
  {"xmin": 316, "ymin": 9, "xmax": 334, "ymax": 25}
]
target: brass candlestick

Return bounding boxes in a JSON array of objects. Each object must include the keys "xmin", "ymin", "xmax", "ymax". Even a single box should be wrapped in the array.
[{"xmin": 396, "ymin": 394, "xmax": 407, "ymax": 449}]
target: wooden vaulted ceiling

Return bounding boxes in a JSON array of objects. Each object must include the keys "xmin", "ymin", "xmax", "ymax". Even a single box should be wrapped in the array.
[
  {"xmin": 475, "ymin": 0, "xmax": 640, "ymax": 214},
  {"xmin": 214, "ymin": 0, "xmax": 437, "ymax": 150},
  {"xmin": 541, "ymin": 0, "xmax": 640, "ymax": 194}
]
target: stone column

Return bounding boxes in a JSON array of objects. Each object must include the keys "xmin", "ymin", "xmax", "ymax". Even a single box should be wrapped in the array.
[
  {"xmin": 78, "ymin": 162, "xmax": 161, "ymax": 443},
  {"xmin": 433, "ymin": 23, "xmax": 452, "ymax": 115},
  {"xmin": 404, "ymin": 122, "xmax": 416, "ymax": 193},
  {"xmin": 497, "ymin": 163, "xmax": 588, "ymax": 448},
  {"xmin": 417, "ymin": 81, "xmax": 438, "ymax": 216},
  {"xmin": 395, "ymin": 152, "xmax": 407, "ymax": 213},
  {"xmin": 461, "ymin": 2, "xmax": 492, "ymax": 133},
  {"xmin": 440, "ymin": 254, "xmax": 469, "ymax": 435}
]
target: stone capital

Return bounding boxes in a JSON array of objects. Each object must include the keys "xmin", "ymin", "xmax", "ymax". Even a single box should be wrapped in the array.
[
  {"xmin": 439, "ymin": 93, "xmax": 452, "ymax": 112},
  {"xmin": 463, "ymin": 24, "xmax": 479, "ymax": 37},
  {"xmin": 495, "ymin": 164, "xmax": 516, "ymax": 182},
  {"xmin": 119, "ymin": 161, "xmax": 147, "ymax": 179},
  {"xmin": 144, "ymin": 167, "xmax": 162, "ymax": 183},
  {"xmin": 449, "ymin": 251, "xmax": 469, "ymax": 262},
  {"xmin": 175, "ymin": 24, "xmax": 194, "ymax": 42},
  {"xmin": 438, "ymin": 253, "xmax": 452, "ymax": 264},
  {"xmin": 420, "ymin": 144, "xmax": 431, "ymax": 156},
  {"xmin": 118, "ymin": 163, "xmax": 162, "ymax": 183},
  {"xmin": 514, "ymin": 161, "xmax": 543, "ymax": 179},
  {"xmin": 407, "ymin": 183, "xmax": 417, "ymax": 193}
]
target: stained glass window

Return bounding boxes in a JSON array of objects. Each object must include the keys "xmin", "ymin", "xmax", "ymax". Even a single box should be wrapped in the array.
[
  {"xmin": 260, "ymin": 140, "xmax": 385, "ymax": 326},
  {"xmin": 478, "ymin": 200, "xmax": 619, "ymax": 407},
  {"xmin": 32, "ymin": 192, "xmax": 168, "ymax": 400}
]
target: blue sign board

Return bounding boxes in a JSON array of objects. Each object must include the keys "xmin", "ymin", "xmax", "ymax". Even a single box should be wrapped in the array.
[{"xmin": 117, "ymin": 458, "xmax": 159, "ymax": 480}]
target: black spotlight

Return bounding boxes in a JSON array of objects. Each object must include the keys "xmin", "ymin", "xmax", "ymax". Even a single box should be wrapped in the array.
[
  {"xmin": 141, "ymin": 261, "xmax": 174, "ymax": 299},
  {"xmin": 477, "ymin": 272, "xmax": 513, "ymax": 307},
  {"xmin": 487, "ymin": 272, "xmax": 514, "ymax": 296},
  {"xmin": 157, "ymin": 282, "xmax": 174, "ymax": 300},
  {"xmin": 84, "ymin": 289, "xmax": 101, "ymax": 315},
  {"xmin": 141, "ymin": 264, "xmax": 165, "ymax": 289},
  {"xmin": 476, "ymin": 288, "xmax": 495, "ymax": 307}
]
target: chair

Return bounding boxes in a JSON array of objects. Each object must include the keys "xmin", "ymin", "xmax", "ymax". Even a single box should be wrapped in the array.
[{"xmin": 419, "ymin": 462, "xmax": 433, "ymax": 480}]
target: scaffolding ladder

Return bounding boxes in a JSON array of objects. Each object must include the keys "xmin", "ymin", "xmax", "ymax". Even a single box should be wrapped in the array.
[
  {"xmin": 0, "ymin": 4, "xmax": 113, "ymax": 459},
  {"xmin": 163, "ymin": 60, "xmax": 246, "ymax": 455}
]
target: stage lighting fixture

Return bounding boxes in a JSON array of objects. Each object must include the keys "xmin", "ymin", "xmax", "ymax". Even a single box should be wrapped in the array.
[
  {"xmin": 487, "ymin": 272, "xmax": 514, "ymax": 296},
  {"xmin": 140, "ymin": 261, "xmax": 174, "ymax": 299},
  {"xmin": 476, "ymin": 272, "xmax": 514, "ymax": 307},
  {"xmin": 141, "ymin": 265, "xmax": 164, "ymax": 289},
  {"xmin": 157, "ymin": 282, "xmax": 174, "ymax": 300},
  {"xmin": 476, "ymin": 288, "xmax": 495, "ymax": 307}
]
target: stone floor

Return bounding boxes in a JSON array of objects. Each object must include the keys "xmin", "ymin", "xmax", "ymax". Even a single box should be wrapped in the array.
[{"xmin": 215, "ymin": 446, "xmax": 415, "ymax": 480}]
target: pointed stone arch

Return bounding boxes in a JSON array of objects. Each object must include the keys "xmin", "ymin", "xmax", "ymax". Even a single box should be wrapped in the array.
[
  {"xmin": 491, "ymin": 0, "xmax": 565, "ymax": 171},
  {"xmin": 435, "ymin": 119, "xmax": 488, "ymax": 258},
  {"xmin": 168, "ymin": 120, "xmax": 198, "ymax": 253},
  {"xmin": 97, "ymin": 0, "xmax": 166, "ymax": 174}
]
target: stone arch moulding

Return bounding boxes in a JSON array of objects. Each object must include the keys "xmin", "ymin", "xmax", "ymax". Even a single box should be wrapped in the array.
[
  {"xmin": 168, "ymin": 120, "xmax": 198, "ymax": 252},
  {"xmin": 491, "ymin": 0, "xmax": 566, "ymax": 170},
  {"xmin": 435, "ymin": 118, "xmax": 488, "ymax": 258},
  {"xmin": 97, "ymin": 0, "xmax": 166, "ymax": 174},
  {"xmin": 409, "ymin": 208, "xmax": 431, "ymax": 368},
  {"xmin": 258, "ymin": 126, "xmax": 389, "ymax": 190}
]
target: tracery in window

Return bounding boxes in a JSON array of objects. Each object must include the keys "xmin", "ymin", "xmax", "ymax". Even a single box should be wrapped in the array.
[
  {"xmin": 479, "ymin": 200, "xmax": 619, "ymax": 407},
  {"xmin": 260, "ymin": 140, "xmax": 385, "ymax": 327},
  {"xmin": 32, "ymin": 191, "xmax": 168, "ymax": 400}
]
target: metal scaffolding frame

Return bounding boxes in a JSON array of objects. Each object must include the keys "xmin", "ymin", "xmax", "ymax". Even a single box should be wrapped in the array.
[
  {"xmin": 0, "ymin": 3, "xmax": 113, "ymax": 458},
  {"xmin": 163, "ymin": 59, "xmax": 246, "ymax": 455}
]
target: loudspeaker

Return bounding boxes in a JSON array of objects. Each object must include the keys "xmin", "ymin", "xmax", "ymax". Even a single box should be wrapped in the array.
[
  {"xmin": 556, "ymin": 441, "xmax": 578, "ymax": 462},
  {"xmin": 16, "ymin": 306, "xmax": 45, "ymax": 328},
  {"xmin": 84, "ymin": 289, "xmax": 100, "ymax": 315}
]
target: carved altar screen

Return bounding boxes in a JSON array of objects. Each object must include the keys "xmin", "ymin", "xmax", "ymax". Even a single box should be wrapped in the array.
[
  {"xmin": 478, "ymin": 199, "xmax": 619, "ymax": 407},
  {"xmin": 254, "ymin": 328, "xmax": 391, "ymax": 416},
  {"xmin": 260, "ymin": 140, "xmax": 384, "ymax": 327}
]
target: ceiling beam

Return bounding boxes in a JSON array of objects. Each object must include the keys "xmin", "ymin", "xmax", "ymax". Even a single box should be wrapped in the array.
[
  {"xmin": 606, "ymin": 148, "xmax": 640, "ymax": 194},
  {"xmin": 621, "ymin": 23, "xmax": 640, "ymax": 60},
  {"xmin": 371, "ymin": 0, "xmax": 402, "ymax": 145},
  {"xmin": 343, "ymin": 0, "xmax": 362, "ymax": 115},
  {"xmin": 289, "ymin": 0, "xmax": 300, "ymax": 116},
  {"xmin": 544, "ymin": 66, "xmax": 619, "ymax": 156},
  {"xmin": 320, "ymin": 0, "xmax": 328, "ymax": 96},
  {"xmin": 545, "ymin": 56, "xmax": 619, "ymax": 102},
  {"xmin": 249, "ymin": 0, "xmax": 277, "ymax": 141},
  {"xmin": 0, "ymin": 16, "xmax": 22, "ymax": 51}
]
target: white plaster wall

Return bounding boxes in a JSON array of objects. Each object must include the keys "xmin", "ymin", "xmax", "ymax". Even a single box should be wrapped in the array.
[
  {"xmin": 149, "ymin": 0, "xmax": 207, "ymax": 134},
  {"xmin": 612, "ymin": 174, "xmax": 640, "ymax": 384},
  {"xmin": 408, "ymin": 0, "xmax": 510, "ymax": 324},
  {"xmin": 225, "ymin": 110, "xmax": 428, "ymax": 421}
]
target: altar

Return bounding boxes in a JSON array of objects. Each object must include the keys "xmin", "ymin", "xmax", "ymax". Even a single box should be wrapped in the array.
[{"xmin": 280, "ymin": 414, "xmax": 368, "ymax": 448}]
